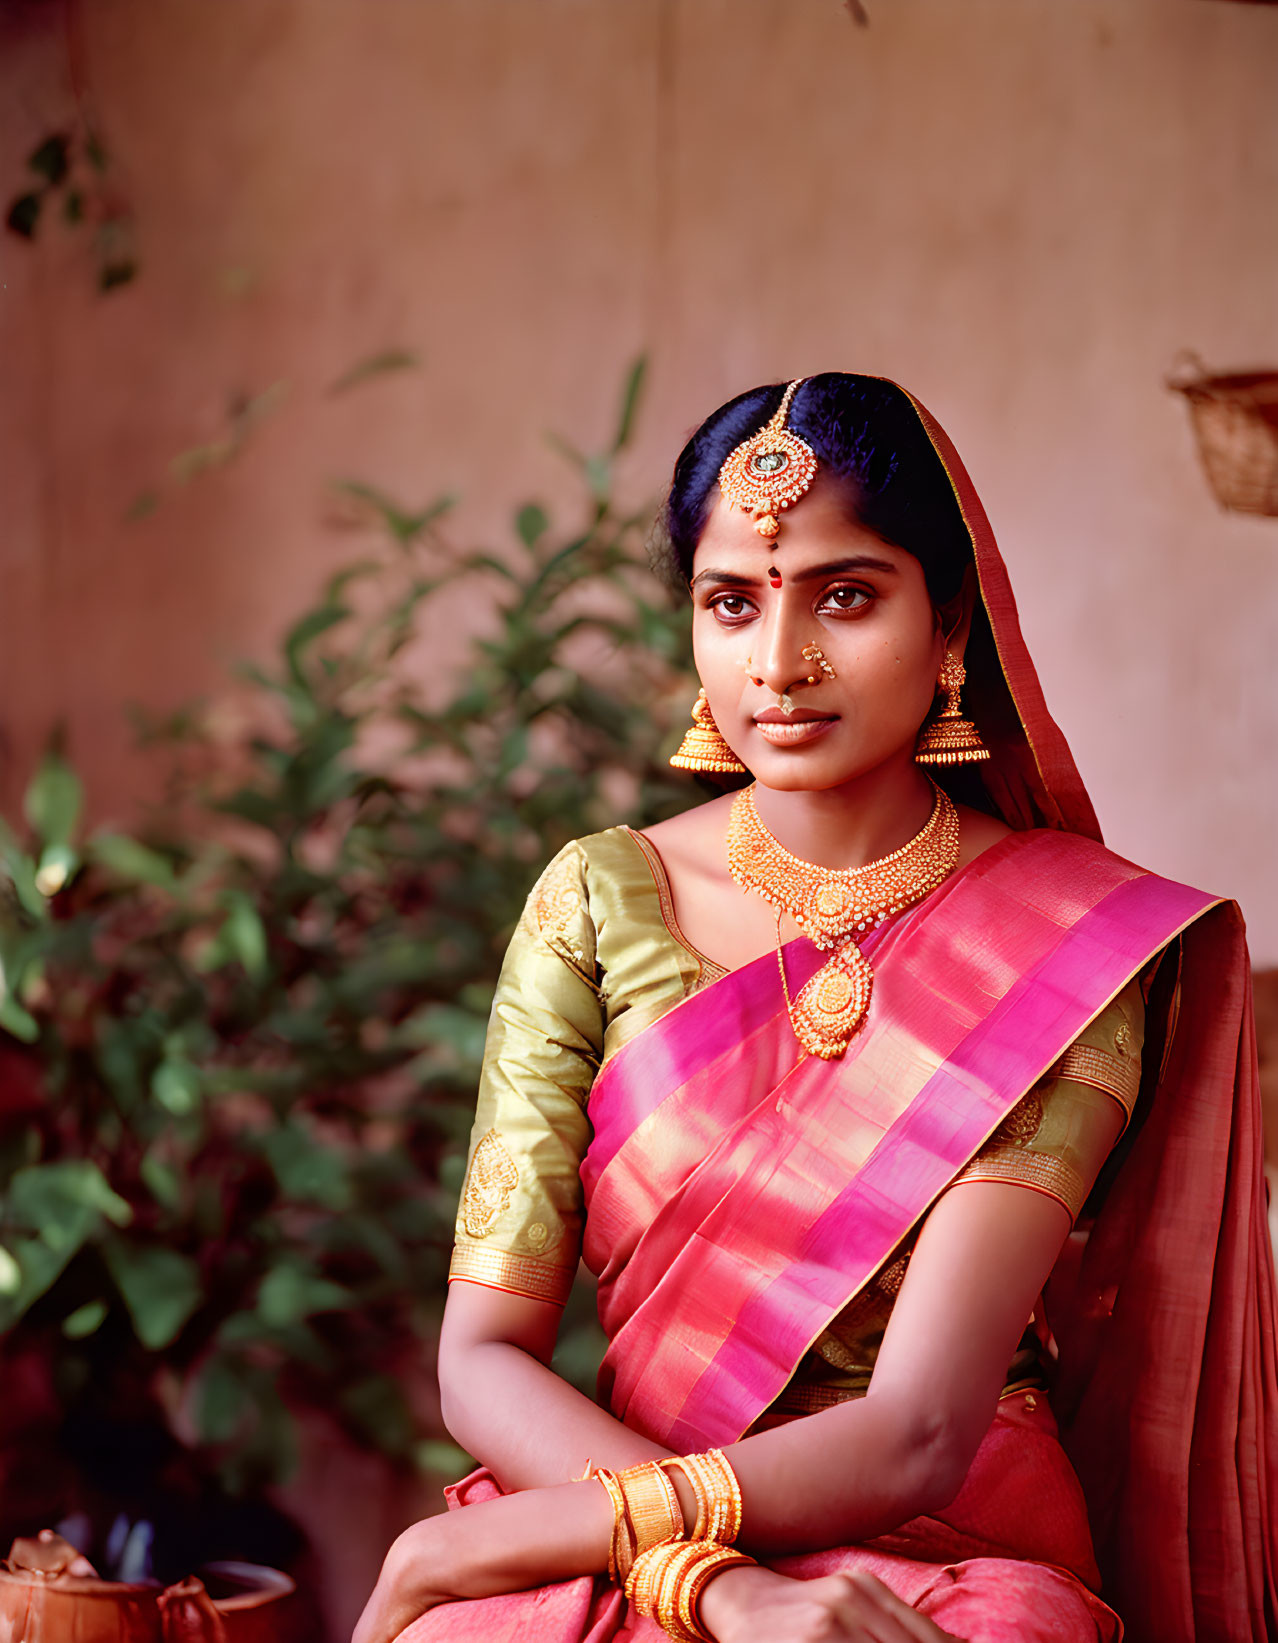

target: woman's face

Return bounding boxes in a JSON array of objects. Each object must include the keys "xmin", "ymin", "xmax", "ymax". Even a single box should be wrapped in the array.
[{"xmin": 689, "ymin": 475, "xmax": 950, "ymax": 792}]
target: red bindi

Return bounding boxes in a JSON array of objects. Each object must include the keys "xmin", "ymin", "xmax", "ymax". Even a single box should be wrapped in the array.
[{"xmin": 768, "ymin": 565, "xmax": 783, "ymax": 588}]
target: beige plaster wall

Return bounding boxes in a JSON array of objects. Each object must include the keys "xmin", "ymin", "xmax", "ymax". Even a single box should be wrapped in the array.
[{"xmin": 2, "ymin": 0, "xmax": 1276, "ymax": 971}]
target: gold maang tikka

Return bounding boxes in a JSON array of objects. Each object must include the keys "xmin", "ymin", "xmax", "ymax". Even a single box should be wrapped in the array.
[{"xmin": 717, "ymin": 379, "xmax": 819, "ymax": 539}]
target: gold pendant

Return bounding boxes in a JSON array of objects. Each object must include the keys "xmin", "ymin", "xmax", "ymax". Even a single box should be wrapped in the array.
[{"xmin": 789, "ymin": 941, "xmax": 873, "ymax": 1059}]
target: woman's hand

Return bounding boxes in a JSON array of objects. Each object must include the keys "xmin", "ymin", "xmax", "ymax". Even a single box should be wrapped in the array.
[
  {"xmin": 352, "ymin": 1478, "xmax": 616, "ymax": 1643},
  {"xmin": 699, "ymin": 1564, "xmax": 958, "ymax": 1643}
]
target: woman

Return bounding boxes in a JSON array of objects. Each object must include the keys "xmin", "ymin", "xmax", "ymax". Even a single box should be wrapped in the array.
[{"xmin": 355, "ymin": 375, "xmax": 1277, "ymax": 1643}]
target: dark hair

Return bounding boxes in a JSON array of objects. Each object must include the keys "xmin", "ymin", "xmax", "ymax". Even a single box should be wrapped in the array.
[{"xmin": 661, "ymin": 373, "xmax": 973, "ymax": 605}]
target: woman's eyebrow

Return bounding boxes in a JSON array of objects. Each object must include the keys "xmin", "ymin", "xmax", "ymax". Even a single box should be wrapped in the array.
[
  {"xmin": 688, "ymin": 568, "xmax": 759, "ymax": 590},
  {"xmin": 690, "ymin": 555, "xmax": 899, "ymax": 591},
  {"xmin": 792, "ymin": 555, "xmax": 900, "ymax": 580}
]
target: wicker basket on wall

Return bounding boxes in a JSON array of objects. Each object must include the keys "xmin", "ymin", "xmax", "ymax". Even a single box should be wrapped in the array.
[{"xmin": 1167, "ymin": 351, "xmax": 1278, "ymax": 517}]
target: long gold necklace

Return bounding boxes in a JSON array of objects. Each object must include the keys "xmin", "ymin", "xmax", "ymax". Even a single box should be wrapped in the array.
[{"xmin": 726, "ymin": 780, "xmax": 960, "ymax": 1059}]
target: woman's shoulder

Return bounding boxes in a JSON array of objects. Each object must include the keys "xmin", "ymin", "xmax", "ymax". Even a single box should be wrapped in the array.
[
  {"xmin": 529, "ymin": 822, "xmax": 688, "ymax": 906},
  {"xmin": 978, "ymin": 822, "xmax": 1219, "ymax": 905}
]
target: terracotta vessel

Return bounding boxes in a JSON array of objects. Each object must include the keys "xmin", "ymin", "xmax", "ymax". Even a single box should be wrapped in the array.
[{"xmin": 0, "ymin": 1536, "xmax": 305, "ymax": 1643}]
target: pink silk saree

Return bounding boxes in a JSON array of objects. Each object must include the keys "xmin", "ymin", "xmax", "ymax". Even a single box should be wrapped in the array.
[{"xmin": 399, "ymin": 383, "xmax": 1277, "ymax": 1643}]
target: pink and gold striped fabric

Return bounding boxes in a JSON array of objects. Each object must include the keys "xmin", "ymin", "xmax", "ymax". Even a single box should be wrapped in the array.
[{"xmin": 583, "ymin": 828, "xmax": 1216, "ymax": 1453}]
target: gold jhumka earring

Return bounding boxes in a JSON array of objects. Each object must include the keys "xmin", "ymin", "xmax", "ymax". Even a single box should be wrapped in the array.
[
  {"xmin": 914, "ymin": 649, "xmax": 990, "ymax": 766},
  {"xmin": 717, "ymin": 379, "xmax": 819, "ymax": 539},
  {"xmin": 669, "ymin": 689, "xmax": 747, "ymax": 775}
]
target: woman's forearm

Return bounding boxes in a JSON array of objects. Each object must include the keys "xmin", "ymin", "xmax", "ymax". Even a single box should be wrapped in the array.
[
  {"xmin": 440, "ymin": 1337, "xmax": 675, "ymax": 1485},
  {"xmin": 441, "ymin": 1337, "xmax": 969, "ymax": 1557},
  {"xmin": 729, "ymin": 1386, "xmax": 967, "ymax": 1555}
]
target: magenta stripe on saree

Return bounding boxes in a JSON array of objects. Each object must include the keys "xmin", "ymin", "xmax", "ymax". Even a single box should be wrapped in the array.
[{"xmin": 582, "ymin": 831, "xmax": 1218, "ymax": 1451}]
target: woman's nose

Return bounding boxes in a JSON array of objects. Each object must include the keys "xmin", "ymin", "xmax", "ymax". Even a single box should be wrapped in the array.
[{"xmin": 751, "ymin": 601, "xmax": 809, "ymax": 692}]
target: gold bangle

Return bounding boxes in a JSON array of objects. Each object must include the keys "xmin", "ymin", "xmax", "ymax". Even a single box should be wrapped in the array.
[
  {"xmin": 593, "ymin": 1468, "xmax": 630, "ymax": 1583},
  {"xmin": 681, "ymin": 1453, "xmax": 727, "ymax": 1544},
  {"xmin": 660, "ymin": 1456, "xmax": 711, "ymax": 1539},
  {"xmin": 618, "ymin": 1460, "xmax": 683, "ymax": 1556},
  {"xmin": 683, "ymin": 1545, "xmax": 757, "ymax": 1641},
  {"xmin": 625, "ymin": 1542, "xmax": 757, "ymax": 1642},
  {"xmin": 700, "ymin": 1448, "xmax": 743, "ymax": 1546},
  {"xmin": 657, "ymin": 1543, "xmax": 712, "ymax": 1640},
  {"xmin": 664, "ymin": 1449, "xmax": 743, "ymax": 1546},
  {"xmin": 626, "ymin": 1542, "xmax": 699, "ymax": 1633}
]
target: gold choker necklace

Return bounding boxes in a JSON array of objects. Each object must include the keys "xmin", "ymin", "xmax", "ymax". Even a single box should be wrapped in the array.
[{"xmin": 726, "ymin": 781, "xmax": 960, "ymax": 1059}]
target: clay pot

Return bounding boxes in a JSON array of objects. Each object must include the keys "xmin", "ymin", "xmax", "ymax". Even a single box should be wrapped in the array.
[
  {"xmin": 0, "ymin": 1551, "xmax": 303, "ymax": 1643},
  {"xmin": 193, "ymin": 1563, "xmax": 304, "ymax": 1643}
]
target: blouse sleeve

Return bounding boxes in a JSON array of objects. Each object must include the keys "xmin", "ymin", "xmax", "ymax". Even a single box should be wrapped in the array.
[
  {"xmin": 945, "ymin": 973, "xmax": 1146, "ymax": 1224},
  {"xmin": 447, "ymin": 842, "xmax": 603, "ymax": 1306}
]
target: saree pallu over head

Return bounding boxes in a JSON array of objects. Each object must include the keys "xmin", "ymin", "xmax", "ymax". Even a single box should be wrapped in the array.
[{"xmin": 578, "ymin": 381, "xmax": 1276, "ymax": 1641}]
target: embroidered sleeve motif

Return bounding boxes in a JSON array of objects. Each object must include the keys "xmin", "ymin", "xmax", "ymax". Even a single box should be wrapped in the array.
[
  {"xmin": 461, "ymin": 1128, "xmax": 520, "ymax": 1238},
  {"xmin": 814, "ymin": 1250, "xmax": 911, "ymax": 1368},
  {"xmin": 530, "ymin": 848, "xmax": 595, "ymax": 976},
  {"xmin": 951, "ymin": 1088, "xmax": 1088, "ymax": 1220}
]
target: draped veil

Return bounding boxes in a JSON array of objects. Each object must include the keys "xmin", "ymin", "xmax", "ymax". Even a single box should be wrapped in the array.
[{"xmin": 892, "ymin": 384, "xmax": 1276, "ymax": 1641}]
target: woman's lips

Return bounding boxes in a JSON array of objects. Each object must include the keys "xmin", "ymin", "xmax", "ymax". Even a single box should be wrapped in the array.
[{"xmin": 752, "ymin": 714, "xmax": 839, "ymax": 747}]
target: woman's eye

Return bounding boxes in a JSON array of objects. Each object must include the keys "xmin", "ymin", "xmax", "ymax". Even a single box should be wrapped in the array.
[
  {"xmin": 820, "ymin": 586, "xmax": 872, "ymax": 614},
  {"xmin": 710, "ymin": 594, "xmax": 754, "ymax": 620}
]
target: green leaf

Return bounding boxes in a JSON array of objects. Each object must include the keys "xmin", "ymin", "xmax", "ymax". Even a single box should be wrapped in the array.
[
  {"xmin": 63, "ymin": 1299, "xmax": 108, "ymax": 1339},
  {"xmin": 412, "ymin": 1438, "xmax": 474, "ymax": 1477},
  {"xmin": 34, "ymin": 844, "xmax": 78, "ymax": 898},
  {"xmin": 151, "ymin": 1058, "xmax": 201, "ymax": 1116},
  {"xmin": 261, "ymin": 1125, "xmax": 352, "ymax": 1210},
  {"xmin": 198, "ymin": 893, "xmax": 268, "ymax": 980},
  {"xmin": 0, "ymin": 1236, "xmax": 75, "ymax": 1328},
  {"xmin": 24, "ymin": 754, "xmax": 83, "ymax": 848},
  {"xmin": 104, "ymin": 1238, "xmax": 202, "ymax": 1350},
  {"xmin": 328, "ymin": 348, "xmax": 420, "ymax": 394},
  {"xmin": 404, "ymin": 1003, "xmax": 488, "ymax": 1067},
  {"xmin": 9, "ymin": 1160, "xmax": 132, "ymax": 1253},
  {"xmin": 27, "ymin": 134, "xmax": 70, "ymax": 185},
  {"xmin": 332, "ymin": 481, "xmax": 456, "ymax": 545},
  {"xmin": 90, "ymin": 833, "xmax": 178, "ymax": 890},
  {"xmin": 284, "ymin": 602, "xmax": 350, "ymax": 685},
  {"xmin": 256, "ymin": 1261, "xmax": 352, "ymax": 1327},
  {"xmin": 515, "ymin": 503, "xmax": 549, "ymax": 549},
  {"xmin": 125, "ymin": 490, "xmax": 160, "ymax": 521},
  {"xmin": 0, "ymin": 1247, "xmax": 20, "ymax": 1294},
  {"xmin": 0, "ymin": 988, "xmax": 39, "ymax": 1043},
  {"xmin": 340, "ymin": 1373, "xmax": 416, "ymax": 1455},
  {"xmin": 438, "ymin": 1151, "xmax": 467, "ymax": 1198},
  {"xmin": 584, "ymin": 453, "xmax": 611, "ymax": 502},
  {"xmin": 6, "ymin": 192, "xmax": 41, "ymax": 238},
  {"xmin": 0, "ymin": 818, "xmax": 43, "ymax": 918},
  {"xmin": 195, "ymin": 1355, "xmax": 252, "ymax": 1444},
  {"xmin": 140, "ymin": 1152, "xmax": 181, "ymax": 1210},
  {"xmin": 611, "ymin": 355, "xmax": 648, "ymax": 453},
  {"xmin": 98, "ymin": 258, "xmax": 137, "ymax": 292}
]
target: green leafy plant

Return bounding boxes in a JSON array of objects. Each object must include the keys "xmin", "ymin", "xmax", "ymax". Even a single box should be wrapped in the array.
[
  {"xmin": 5, "ymin": 127, "xmax": 137, "ymax": 290},
  {"xmin": 0, "ymin": 362, "xmax": 696, "ymax": 1495}
]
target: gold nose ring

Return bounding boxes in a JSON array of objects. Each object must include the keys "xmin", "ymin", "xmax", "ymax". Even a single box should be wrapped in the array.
[{"xmin": 801, "ymin": 643, "xmax": 837, "ymax": 682}]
